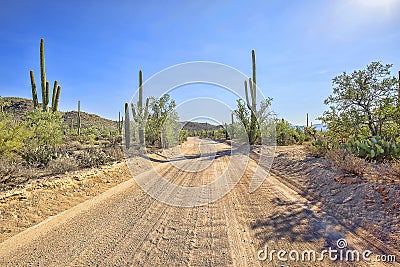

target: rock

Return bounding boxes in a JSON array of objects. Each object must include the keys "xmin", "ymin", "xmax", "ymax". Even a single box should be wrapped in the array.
[
  {"xmin": 365, "ymin": 199, "xmax": 374, "ymax": 204},
  {"xmin": 343, "ymin": 196, "xmax": 353, "ymax": 203}
]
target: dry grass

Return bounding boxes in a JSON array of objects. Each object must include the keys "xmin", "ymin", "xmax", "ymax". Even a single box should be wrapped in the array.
[
  {"xmin": 375, "ymin": 160, "xmax": 400, "ymax": 182},
  {"xmin": 326, "ymin": 149, "xmax": 366, "ymax": 176},
  {"xmin": 77, "ymin": 146, "xmax": 124, "ymax": 168},
  {"xmin": 47, "ymin": 157, "xmax": 79, "ymax": 174},
  {"xmin": 0, "ymin": 145, "xmax": 124, "ymax": 191}
]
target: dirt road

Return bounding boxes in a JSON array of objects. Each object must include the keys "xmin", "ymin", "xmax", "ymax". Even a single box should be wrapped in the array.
[{"xmin": 0, "ymin": 138, "xmax": 396, "ymax": 266}]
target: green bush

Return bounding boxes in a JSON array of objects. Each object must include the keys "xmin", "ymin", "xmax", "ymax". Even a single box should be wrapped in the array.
[
  {"xmin": 21, "ymin": 109, "xmax": 63, "ymax": 165},
  {"xmin": 0, "ymin": 113, "xmax": 31, "ymax": 160},
  {"xmin": 276, "ymin": 119, "xmax": 307, "ymax": 146},
  {"xmin": 179, "ymin": 130, "xmax": 188, "ymax": 144},
  {"xmin": 308, "ymin": 138, "xmax": 340, "ymax": 157}
]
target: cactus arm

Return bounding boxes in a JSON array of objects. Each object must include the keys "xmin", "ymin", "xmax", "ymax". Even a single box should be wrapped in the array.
[
  {"xmin": 144, "ymin": 97, "xmax": 149, "ymax": 120},
  {"xmin": 244, "ymin": 80, "xmax": 251, "ymax": 110},
  {"xmin": 138, "ymin": 70, "xmax": 143, "ymax": 115},
  {"xmin": 51, "ymin": 80, "xmax": 58, "ymax": 110},
  {"xmin": 252, "ymin": 49, "xmax": 256, "ymax": 86},
  {"xmin": 53, "ymin": 85, "xmax": 61, "ymax": 112},
  {"xmin": 30, "ymin": 70, "xmax": 39, "ymax": 108},
  {"xmin": 131, "ymin": 103, "xmax": 138, "ymax": 123},
  {"xmin": 249, "ymin": 78, "xmax": 256, "ymax": 111},
  {"xmin": 43, "ymin": 81, "xmax": 50, "ymax": 111}
]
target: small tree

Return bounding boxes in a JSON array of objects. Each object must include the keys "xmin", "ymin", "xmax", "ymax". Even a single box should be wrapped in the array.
[
  {"xmin": 319, "ymin": 62, "xmax": 399, "ymax": 141},
  {"xmin": 145, "ymin": 94, "xmax": 179, "ymax": 148}
]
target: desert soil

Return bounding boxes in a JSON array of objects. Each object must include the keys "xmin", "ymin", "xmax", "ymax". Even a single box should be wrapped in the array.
[{"xmin": 0, "ymin": 137, "xmax": 398, "ymax": 266}]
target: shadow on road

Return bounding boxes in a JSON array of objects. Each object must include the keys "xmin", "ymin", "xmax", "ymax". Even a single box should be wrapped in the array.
[{"xmin": 250, "ymin": 197, "xmax": 345, "ymax": 249}]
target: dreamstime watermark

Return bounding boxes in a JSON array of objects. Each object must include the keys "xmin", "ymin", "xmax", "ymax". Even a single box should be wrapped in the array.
[
  {"xmin": 257, "ymin": 239, "xmax": 397, "ymax": 264},
  {"xmin": 123, "ymin": 61, "xmax": 276, "ymax": 207}
]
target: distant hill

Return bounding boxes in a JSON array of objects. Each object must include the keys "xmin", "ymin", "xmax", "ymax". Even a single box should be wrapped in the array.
[
  {"xmin": 181, "ymin": 121, "xmax": 223, "ymax": 132},
  {"xmin": 2, "ymin": 97, "xmax": 117, "ymax": 131},
  {"xmin": 290, "ymin": 123, "xmax": 327, "ymax": 132}
]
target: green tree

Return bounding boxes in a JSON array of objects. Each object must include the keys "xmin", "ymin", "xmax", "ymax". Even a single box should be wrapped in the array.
[
  {"xmin": 319, "ymin": 62, "xmax": 399, "ymax": 141},
  {"xmin": 145, "ymin": 94, "xmax": 179, "ymax": 148}
]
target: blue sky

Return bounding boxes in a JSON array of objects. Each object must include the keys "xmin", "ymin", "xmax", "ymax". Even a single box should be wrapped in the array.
[{"xmin": 1, "ymin": 0, "xmax": 399, "ymax": 125}]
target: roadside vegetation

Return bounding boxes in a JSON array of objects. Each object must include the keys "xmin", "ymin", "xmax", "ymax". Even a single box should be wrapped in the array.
[{"xmin": 1, "ymin": 39, "xmax": 400, "ymax": 188}]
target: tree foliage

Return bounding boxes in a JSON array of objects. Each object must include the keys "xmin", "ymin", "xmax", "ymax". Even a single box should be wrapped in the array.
[
  {"xmin": 234, "ymin": 97, "xmax": 274, "ymax": 145},
  {"xmin": 319, "ymin": 62, "xmax": 399, "ymax": 141},
  {"xmin": 145, "ymin": 94, "xmax": 179, "ymax": 148}
]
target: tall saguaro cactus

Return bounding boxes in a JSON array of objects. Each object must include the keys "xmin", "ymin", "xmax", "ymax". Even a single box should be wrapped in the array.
[
  {"xmin": 306, "ymin": 113, "xmax": 309, "ymax": 127},
  {"xmin": 131, "ymin": 70, "xmax": 149, "ymax": 146},
  {"xmin": 124, "ymin": 103, "xmax": 131, "ymax": 149},
  {"xmin": 30, "ymin": 38, "xmax": 61, "ymax": 112},
  {"xmin": 117, "ymin": 111, "xmax": 123, "ymax": 135},
  {"xmin": 231, "ymin": 112, "xmax": 235, "ymax": 139},
  {"xmin": 243, "ymin": 49, "xmax": 258, "ymax": 145}
]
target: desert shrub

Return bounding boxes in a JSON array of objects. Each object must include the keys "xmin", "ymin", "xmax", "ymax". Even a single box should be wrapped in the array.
[
  {"xmin": 0, "ymin": 113, "xmax": 31, "ymax": 160},
  {"xmin": 21, "ymin": 109, "xmax": 63, "ymax": 165},
  {"xmin": 376, "ymin": 160, "xmax": 400, "ymax": 180},
  {"xmin": 179, "ymin": 130, "xmax": 188, "ymax": 144},
  {"xmin": 344, "ymin": 136, "xmax": 400, "ymax": 162},
  {"xmin": 47, "ymin": 156, "xmax": 79, "ymax": 174},
  {"xmin": 78, "ymin": 146, "xmax": 123, "ymax": 168},
  {"xmin": 275, "ymin": 119, "xmax": 296, "ymax": 145},
  {"xmin": 275, "ymin": 119, "xmax": 310, "ymax": 146},
  {"xmin": 307, "ymin": 137, "xmax": 340, "ymax": 157},
  {"xmin": 0, "ymin": 160, "xmax": 20, "ymax": 183},
  {"xmin": 326, "ymin": 149, "xmax": 366, "ymax": 176},
  {"xmin": 78, "ymin": 126, "xmax": 99, "ymax": 145},
  {"xmin": 308, "ymin": 139, "xmax": 330, "ymax": 157}
]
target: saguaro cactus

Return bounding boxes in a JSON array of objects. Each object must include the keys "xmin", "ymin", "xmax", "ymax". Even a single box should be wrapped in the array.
[
  {"xmin": 306, "ymin": 113, "xmax": 309, "ymax": 127},
  {"xmin": 30, "ymin": 38, "xmax": 61, "ymax": 112},
  {"xmin": 231, "ymin": 112, "xmax": 235, "ymax": 139},
  {"xmin": 117, "ymin": 111, "xmax": 123, "ymax": 135},
  {"xmin": 124, "ymin": 103, "xmax": 131, "ymax": 149},
  {"xmin": 131, "ymin": 70, "xmax": 149, "ymax": 146},
  {"xmin": 30, "ymin": 70, "xmax": 39, "ymax": 108},
  {"xmin": 243, "ymin": 49, "xmax": 258, "ymax": 145},
  {"xmin": 77, "ymin": 100, "xmax": 81, "ymax": 135}
]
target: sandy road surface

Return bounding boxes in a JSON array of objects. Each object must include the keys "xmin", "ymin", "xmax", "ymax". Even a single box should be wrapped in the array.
[{"xmin": 0, "ymin": 138, "xmax": 396, "ymax": 266}]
